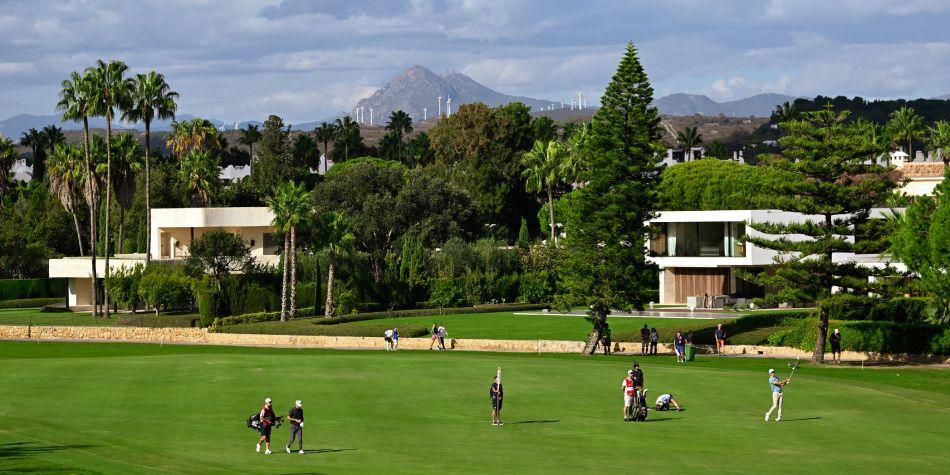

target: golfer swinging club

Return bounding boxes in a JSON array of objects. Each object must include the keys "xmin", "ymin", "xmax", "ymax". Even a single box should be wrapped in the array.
[{"xmin": 764, "ymin": 368, "xmax": 789, "ymax": 422}]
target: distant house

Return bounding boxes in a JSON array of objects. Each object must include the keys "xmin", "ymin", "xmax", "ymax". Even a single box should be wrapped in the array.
[
  {"xmin": 48, "ymin": 207, "xmax": 279, "ymax": 309},
  {"xmin": 661, "ymin": 147, "xmax": 705, "ymax": 166},
  {"xmin": 11, "ymin": 159, "xmax": 32, "ymax": 182}
]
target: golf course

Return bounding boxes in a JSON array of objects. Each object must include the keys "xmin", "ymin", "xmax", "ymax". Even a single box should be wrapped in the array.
[{"xmin": 1, "ymin": 341, "xmax": 947, "ymax": 474}]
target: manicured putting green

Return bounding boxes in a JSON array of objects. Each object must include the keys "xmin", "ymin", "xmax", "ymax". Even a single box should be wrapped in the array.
[
  {"xmin": 0, "ymin": 341, "xmax": 947, "ymax": 473},
  {"xmin": 350, "ymin": 311, "xmax": 734, "ymax": 341}
]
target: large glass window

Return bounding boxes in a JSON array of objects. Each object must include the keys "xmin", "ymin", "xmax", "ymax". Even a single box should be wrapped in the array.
[{"xmin": 652, "ymin": 222, "xmax": 746, "ymax": 257}]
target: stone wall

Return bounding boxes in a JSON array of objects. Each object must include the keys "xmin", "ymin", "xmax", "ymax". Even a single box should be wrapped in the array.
[{"xmin": 0, "ymin": 325, "xmax": 946, "ymax": 363}]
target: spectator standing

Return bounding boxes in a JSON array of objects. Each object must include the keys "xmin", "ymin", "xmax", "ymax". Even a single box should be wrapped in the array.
[
  {"xmin": 430, "ymin": 323, "xmax": 439, "ymax": 350},
  {"xmin": 639, "ymin": 324, "xmax": 650, "ymax": 355},
  {"xmin": 285, "ymin": 400, "xmax": 305, "ymax": 454},
  {"xmin": 674, "ymin": 331, "xmax": 687, "ymax": 363},
  {"xmin": 601, "ymin": 324, "xmax": 612, "ymax": 356},
  {"xmin": 392, "ymin": 327, "xmax": 400, "ymax": 351},
  {"xmin": 829, "ymin": 328, "xmax": 842, "ymax": 363},
  {"xmin": 714, "ymin": 324, "xmax": 726, "ymax": 355},
  {"xmin": 649, "ymin": 328, "xmax": 658, "ymax": 355}
]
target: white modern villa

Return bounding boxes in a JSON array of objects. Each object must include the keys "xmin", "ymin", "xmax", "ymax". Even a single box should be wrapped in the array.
[{"xmin": 48, "ymin": 207, "xmax": 279, "ymax": 308}]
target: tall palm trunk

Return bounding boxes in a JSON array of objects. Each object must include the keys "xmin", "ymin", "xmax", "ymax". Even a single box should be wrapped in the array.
[
  {"xmin": 118, "ymin": 207, "xmax": 125, "ymax": 254},
  {"xmin": 70, "ymin": 196, "xmax": 85, "ymax": 256},
  {"xmin": 83, "ymin": 117, "xmax": 99, "ymax": 316},
  {"xmin": 280, "ymin": 233, "xmax": 289, "ymax": 321},
  {"xmin": 324, "ymin": 258, "xmax": 335, "ymax": 318},
  {"xmin": 104, "ymin": 112, "xmax": 112, "ymax": 319},
  {"xmin": 145, "ymin": 120, "xmax": 152, "ymax": 264},
  {"xmin": 547, "ymin": 182, "xmax": 555, "ymax": 244},
  {"xmin": 289, "ymin": 227, "xmax": 298, "ymax": 319}
]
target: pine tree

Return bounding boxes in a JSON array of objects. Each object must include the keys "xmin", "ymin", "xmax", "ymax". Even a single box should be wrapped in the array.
[
  {"xmin": 744, "ymin": 108, "xmax": 896, "ymax": 362},
  {"xmin": 517, "ymin": 218, "xmax": 530, "ymax": 249},
  {"xmin": 556, "ymin": 42, "xmax": 664, "ymax": 354}
]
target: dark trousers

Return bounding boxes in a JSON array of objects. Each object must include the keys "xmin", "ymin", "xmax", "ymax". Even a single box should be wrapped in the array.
[
  {"xmin": 287, "ymin": 424, "xmax": 303, "ymax": 449},
  {"xmin": 650, "ymin": 341, "xmax": 658, "ymax": 355}
]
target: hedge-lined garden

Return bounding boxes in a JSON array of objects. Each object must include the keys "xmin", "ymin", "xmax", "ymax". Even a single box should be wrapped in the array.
[{"xmin": 0, "ymin": 279, "xmax": 66, "ymax": 301}]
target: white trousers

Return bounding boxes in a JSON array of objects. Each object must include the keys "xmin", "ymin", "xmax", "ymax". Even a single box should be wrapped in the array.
[{"xmin": 766, "ymin": 391, "xmax": 783, "ymax": 419}]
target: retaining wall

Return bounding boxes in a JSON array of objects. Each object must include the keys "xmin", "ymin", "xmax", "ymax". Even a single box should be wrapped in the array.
[{"xmin": 0, "ymin": 325, "xmax": 945, "ymax": 363}]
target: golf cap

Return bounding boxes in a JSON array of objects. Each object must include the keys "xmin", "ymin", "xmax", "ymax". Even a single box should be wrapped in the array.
[
  {"xmin": 295, "ymin": 400, "xmax": 302, "ymax": 406},
  {"xmin": 264, "ymin": 397, "xmax": 272, "ymax": 403},
  {"xmin": 768, "ymin": 369, "xmax": 775, "ymax": 374}
]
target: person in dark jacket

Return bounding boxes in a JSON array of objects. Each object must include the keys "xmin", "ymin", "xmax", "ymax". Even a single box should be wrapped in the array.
[
  {"xmin": 829, "ymin": 328, "xmax": 842, "ymax": 363},
  {"xmin": 286, "ymin": 400, "xmax": 305, "ymax": 454}
]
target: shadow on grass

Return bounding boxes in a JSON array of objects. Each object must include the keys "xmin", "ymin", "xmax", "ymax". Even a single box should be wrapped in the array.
[
  {"xmin": 0, "ymin": 441, "xmax": 95, "ymax": 459},
  {"xmin": 304, "ymin": 448, "xmax": 358, "ymax": 454},
  {"xmin": 510, "ymin": 420, "xmax": 559, "ymax": 424},
  {"xmin": 777, "ymin": 417, "xmax": 822, "ymax": 422}
]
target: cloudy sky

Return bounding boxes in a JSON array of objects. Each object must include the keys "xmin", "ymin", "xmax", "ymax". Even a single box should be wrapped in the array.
[{"xmin": 1, "ymin": 0, "xmax": 949, "ymax": 123}]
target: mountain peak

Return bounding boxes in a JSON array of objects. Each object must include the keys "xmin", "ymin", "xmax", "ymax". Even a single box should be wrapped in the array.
[
  {"xmin": 654, "ymin": 92, "xmax": 796, "ymax": 117},
  {"xmin": 354, "ymin": 65, "xmax": 554, "ymax": 121}
]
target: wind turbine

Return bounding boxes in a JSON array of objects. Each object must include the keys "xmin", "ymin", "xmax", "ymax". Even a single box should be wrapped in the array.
[
  {"xmin": 437, "ymin": 96, "xmax": 442, "ymax": 117},
  {"xmin": 446, "ymin": 96, "xmax": 452, "ymax": 116}
]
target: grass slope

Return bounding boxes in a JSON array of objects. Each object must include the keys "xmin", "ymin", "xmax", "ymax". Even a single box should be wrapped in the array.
[{"xmin": 0, "ymin": 342, "xmax": 947, "ymax": 474}]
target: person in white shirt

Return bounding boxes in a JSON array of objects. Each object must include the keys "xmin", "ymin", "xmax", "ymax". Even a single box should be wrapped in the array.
[
  {"xmin": 437, "ymin": 324, "xmax": 447, "ymax": 351},
  {"xmin": 654, "ymin": 393, "xmax": 680, "ymax": 411},
  {"xmin": 384, "ymin": 329, "xmax": 394, "ymax": 351}
]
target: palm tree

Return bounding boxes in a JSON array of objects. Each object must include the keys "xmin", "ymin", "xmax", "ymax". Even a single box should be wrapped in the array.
[
  {"xmin": 57, "ymin": 70, "xmax": 101, "ymax": 316},
  {"xmin": 19, "ymin": 128, "xmax": 44, "ymax": 182},
  {"xmin": 47, "ymin": 144, "xmax": 86, "ymax": 255},
  {"xmin": 42, "ymin": 125, "xmax": 66, "ymax": 148},
  {"xmin": 314, "ymin": 211, "xmax": 354, "ymax": 318},
  {"xmin": 676, "ymin": 126, "xmax": 703, "ymax": 161},
  {"xmin": 522, "ymin": 139, "xmax": 566, "ymax": 244},
  {"xmin": 927, "ymin": 120, "xmax": 950, "ymax": 166},
  {"xmin": 87, "ymin": 59, "xmax": 131, "ymax": 319},
  {"xmin": 110, "ymin": 134, "xmax": 144, "ymax": 253},
  {"xmin": 855, "ymin": 118, "xmax": 891, "ymax": 165},
  {"xmin": 178, "ymin": 149, "xmax": 218, "ymax": 206},
  {"xmin": 772, "ymin": 101, "xmax": 798, "ymax": 124},
  {"xmin": 888, "ymin": 106, "xmax": 925, "ymax": 160},
  {"xmin": 0, "ymin": 137, "xmax": 17, "ymax": 203},
  {"xmin": 562, "ymin": 122, "xmax": 589, "ymax": 184},
  {"xmin": 333, "ymin": 116, "xmax": 359, "ymax": 161},
  {"xmin": 123, "ymin": 71, "xmax": 178, "ymax": 264},
  {"xmin": 313, "ymin": 122, "xmax": 336, "ymax": 172},
  {"xmin": 385, "ymin": 110, "xmax": 413, "ymax": 163},
  {"xmin": 239, "ymin": 125, "xmax": 262, "ymax": 160},
  {"xmin": 267, "ymin": 182, "xmax": 312, "ymax": 320}
]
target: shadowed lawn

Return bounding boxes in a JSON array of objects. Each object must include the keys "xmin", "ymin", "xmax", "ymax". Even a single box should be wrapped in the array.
[{"xmin": 0, "ymin": 341, "xmax": 947, "ymax": 474}]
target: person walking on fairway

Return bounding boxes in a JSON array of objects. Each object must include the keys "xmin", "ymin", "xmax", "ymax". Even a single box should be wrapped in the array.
[
  {"xmin": 256, "ymin": 398, "xmax": 275, "ymax": 454},
  {"xmin": 829, "ymin": 328, "xmax": 842, "ymax": 363},
  {"xmin": 674, "ymin": 331, "xmax": 687, "ymax": 362},
  {"xmin": 640, "ymin": 324, "xmax": 650, "ymax": 355},
  {"xmin": 438, "ymin": 323, "xmax": 447, "ymax": 351},
  {"xmin": 714, "ymin": 324, "xmax": 726, "ymax": 355},
  {"xmin": 650, "ymin": 328, "xmax": 658, "ymax": 355},
  {"xmin": 490, "ymin": 375, "xmax": 504, "ymax": 426},
  {"xmin": 430, "ymin": 323, "xmax": 439, "ymax": 350},
  {"xmin": 285, "ymin": 400, "xmax": 305, "ymax": 454},
  {"xmin": 621, "ymin": 370, "xmax": 638, "ymax": 421},
  {"xmin": 765, "ymin": 368, "xmax": 789, "ymax": 422}
]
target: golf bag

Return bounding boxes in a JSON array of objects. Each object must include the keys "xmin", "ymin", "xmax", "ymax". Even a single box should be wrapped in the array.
[
  {"xmin": 632, "ymin": 389, "xmax": 648, "ymax": 421},
  {"xmin": 247, "ymin": 413, "xmax": 284, "ymax": 430}
]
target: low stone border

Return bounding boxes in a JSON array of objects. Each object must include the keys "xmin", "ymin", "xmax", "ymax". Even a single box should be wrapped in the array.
[{"xmin": 0, "ymin": 325, "xmax": 947, "ymax": 363}]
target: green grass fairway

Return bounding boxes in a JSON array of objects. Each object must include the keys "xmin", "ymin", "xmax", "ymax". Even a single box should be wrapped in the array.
[
  {"xmin": 354, "ymin": 312, "xmax": 735, "ymax": 341},
  {"xmin": 0, "ymin": 342, "xmax": 947, "ymax": 473},
  {"xmin": 0, "ymin": 308, "xmax": 117, "ymax": 326}
]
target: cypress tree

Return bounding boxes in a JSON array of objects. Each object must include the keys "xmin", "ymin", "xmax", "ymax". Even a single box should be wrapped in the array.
[
  {"xmin": 744, "ymin": 108, "xmax": 896, "ymax": 362},
  {"xmin": 557, "ymin": 42, "xmax": 664, "ymax": 354}
]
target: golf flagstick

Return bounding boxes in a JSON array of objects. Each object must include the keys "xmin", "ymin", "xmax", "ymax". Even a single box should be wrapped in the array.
[{"xmin": 497, "ymin": 367, "xmax": 502, "ymax": 386}]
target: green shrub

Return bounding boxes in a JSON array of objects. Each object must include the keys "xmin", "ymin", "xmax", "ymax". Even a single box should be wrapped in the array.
[
  {"xmin": 0, "ymin": 297, "xmax": 64, "ymax": 309},
  {"xmin": 138, "ymin": 270, "xmax": 194, "ymax": 315},
  {"xmin": 818, "ymin": 294, "xmax": 928, "ymax": 323},
  {"xmin": 769, "ymin": 317, "xmax": 949, "ymax": 354},
  {"xmin": 210, "ymin": 306, "xmax": 317, "ymax": 331},
  {"xmin": 0, "ymin": 279, "xmax": 67, "ymax": 301},
  {"xmin": 196, "ymin": 288, "xmax": 217, "ymax": 328},
  {"xmin": 105, "ymin": 264, "xmax": 145, "ymax": 311},
  {"xmin": 313, "ymin": 303, "xmax": 550, "ymax": 325},
  {"xmin": 427, "ymin": 277, "xmax": 462, "ymax": 309},
  {"xmin": 116, "ymin": 314, "xmax": 200, "ymax": 328},
  {"xmin": 519, "ymin": 271, "xmax": 553, "ymax": 304}
]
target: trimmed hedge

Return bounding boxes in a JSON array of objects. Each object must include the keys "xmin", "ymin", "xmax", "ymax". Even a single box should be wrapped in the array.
[
  {"xmin": 768, "ymin": 317, "xmax": 950, "ymax": 355},
  {"xmin": 0, "ymin": 297, "xmax": 64, "ymax": 309},
  {"xmin": 217, "ymin": 321, "xmax": 429, "ymax": 338},
  {"xmin": 312, "ymin": 303, "xmax": 551, "ymax": 326},
  {"xmin": 209, "ymin": 306, "xmax": 317, "ymax": 331},
  {"xmin": 116, "ymin": 314, "xmax": 201, "ymax": 328},
  {"xmin": 0, "ymin": 279, "xmax": 67, "ymax": 301},
  {"xmin": 818, "ymin": 294, "xmax": 929, "ymax": 323}
]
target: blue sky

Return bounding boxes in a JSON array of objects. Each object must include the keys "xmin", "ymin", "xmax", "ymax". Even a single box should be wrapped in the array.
[{"xmin": 1, "ymin": 0, "xmax": 948, "ymax": 123}]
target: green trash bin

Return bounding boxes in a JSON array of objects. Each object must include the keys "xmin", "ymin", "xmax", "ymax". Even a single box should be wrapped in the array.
[{"xmin": 685, "ymin": 344, "xmax": 696, "ymax": 362}]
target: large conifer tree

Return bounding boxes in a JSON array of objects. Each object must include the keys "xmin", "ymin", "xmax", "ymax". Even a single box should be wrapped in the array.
[
  {"xmin": 557, "ymin": 42, "xmax": 664, "ymax": 354},
  {"xmin": 744, "ymin": 109, "xmax": 896, "ymax": 362}
]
